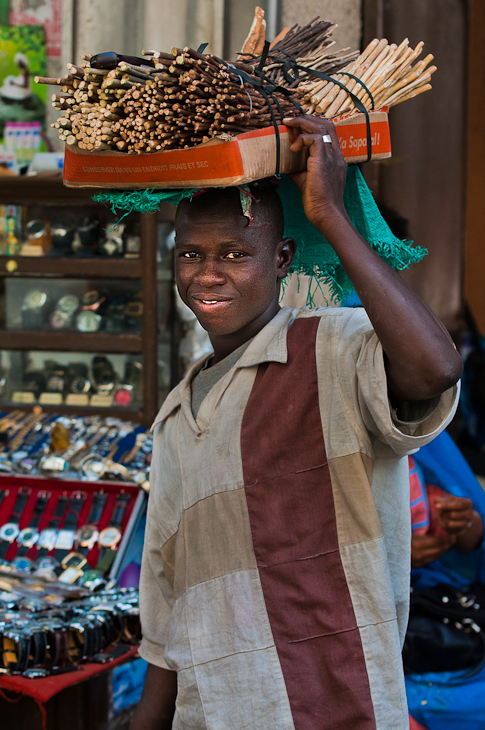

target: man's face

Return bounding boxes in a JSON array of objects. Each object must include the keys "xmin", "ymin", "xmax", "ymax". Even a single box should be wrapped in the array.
[{"xmin": 175, "ymin": 191, "xmax": 293, "ymax": 350}]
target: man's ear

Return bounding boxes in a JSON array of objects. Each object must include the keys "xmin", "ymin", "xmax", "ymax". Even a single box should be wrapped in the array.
[{"xmin": 276, "ymin": 237, "xmax": 296, "ymax": 279}]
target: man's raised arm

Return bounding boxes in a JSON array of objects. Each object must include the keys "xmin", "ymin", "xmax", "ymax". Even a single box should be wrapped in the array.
[{"xmin": 284, "ymin": 115, "xmax": 462, "ymax": 403}]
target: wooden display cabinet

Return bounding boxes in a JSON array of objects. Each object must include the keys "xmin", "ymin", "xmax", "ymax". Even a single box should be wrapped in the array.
[{"xmin": 0, "ymin": 174, "xmax": 175, "ymax": 427}]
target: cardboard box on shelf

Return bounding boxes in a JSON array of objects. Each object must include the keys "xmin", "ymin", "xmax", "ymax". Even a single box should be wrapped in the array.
[{"xmin": 63, "ymin": 109, "xmax": 391, "ymax": 190}]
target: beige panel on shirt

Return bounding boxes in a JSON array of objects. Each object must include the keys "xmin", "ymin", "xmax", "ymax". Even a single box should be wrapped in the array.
[
  {"xmin": 164, "ymin": 487, "xmax": 257, "ymax": 599},
  {"xmin": 328, "ymin": 452, "xmax": 382, "ymax": 545}
]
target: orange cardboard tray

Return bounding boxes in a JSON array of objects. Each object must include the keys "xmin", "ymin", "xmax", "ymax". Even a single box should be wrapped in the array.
[{"xmin": 63, "ymin": 110, "xmax": 391, "ymax": 189}]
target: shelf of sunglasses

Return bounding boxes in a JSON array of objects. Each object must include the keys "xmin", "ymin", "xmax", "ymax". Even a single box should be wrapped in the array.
[
  {"xmin": 0, "ymin": 475, "xmax": 147, "ymax": 592},
  {"xmin": 0, "ymin": 584, "xmax": 140, "ymax": 677},
  {"xmin": 0, "ymin": 411, "xmax": 152, "ymax": 485}
]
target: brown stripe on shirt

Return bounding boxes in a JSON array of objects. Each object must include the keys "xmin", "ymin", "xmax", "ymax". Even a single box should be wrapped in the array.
[{"xmin": 241, "ymin": 317, "xmax": 376, "ymax": 729}]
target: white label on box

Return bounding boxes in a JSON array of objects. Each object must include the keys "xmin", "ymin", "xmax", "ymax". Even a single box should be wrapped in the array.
[
  {"xmin": 90, "ymin": 394, "xmax": 113, "ymax": 407},
  {"xmin": 39, "ymin": 392, "xmax": 63, "ymax": 405},
  {"xmin": 12, "ymin": 391, "xmax": 36, "ymax": 403},
  {"xmin": 65, "ymin": 394, "xmax": 90, "ymax": 406}
]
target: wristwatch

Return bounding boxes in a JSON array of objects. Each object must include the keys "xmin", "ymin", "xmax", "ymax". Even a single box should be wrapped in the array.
[
  {"xmin": 95, "ymin": 493, "xmax": 131, "ymax": 574},
  {"xmin": 36, "ymin": 493, "xmax": 70, "ymax": 559},
  {"xmin": 0, "ymin": 488, "xmax": 31, "ymax": 560},
  {"xmin": 76, "ymin": 310, "xmax": 102, "ymax": 333},
  {"xmin": 57, "ymin": 294, "xmax": 79, "ymax": 315},
  {"xmin": 13, "ymin": 490, "xmax": 51, "ymax": 569},
  {"xmin": 21, "ymin": 289, "xmax": 49, "ymax": 329},
  {"xmin": 72, "ymin": 492, "xmax": 108, "ymax": 557},
  {"xmin": 53, "ymin": 492, "xmax": 87, "ymax": 561}
]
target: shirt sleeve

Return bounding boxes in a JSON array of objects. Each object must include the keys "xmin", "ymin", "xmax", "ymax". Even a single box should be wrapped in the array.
[
  {"xmin": 138, "ymin": 427, "xmax": 176, "ymax": 671},
  {"xmin": 339, "ymin": 308, "xmax": 460, "ymax": 457}
]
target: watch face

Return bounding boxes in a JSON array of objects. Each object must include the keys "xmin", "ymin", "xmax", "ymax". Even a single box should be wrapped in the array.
[
  {"xmin": 54, "ymin": 529, "xmax": 75, "ymax": 551},
  {"xmin": 46, "ymin": 374, "xmax": 65, "ymax": 392},
  {"xmin": 40, "ymin": 455, "xmax": 69, "ymax": 472},
  {"xmin": 80, "ymin": 457, "xmax": 106, "ymax": 480},
  {"xmin": 17, "ymin": 527, "xmax": 39, "ymax": 547},
  {"xmin": 79, "ymin": 569, "xmax": 105, "ymax": 589},
  {"xmin": 34, "ymin": 555, "xmax": 59, "ymax": 571},
  {"xmin": 70, "ymin": 377, "xmax": 91, "ymax": 395},
  {"xmin": 57, "ymin": 294, "xmax": 79, "ymax": 314},
  {"xmin": 98, "ymin": 526, "xmax": 121, "ymax": 548},
  {"xmin": 37, "ymin": 529, "xmax": 58, "ymax": 551},
  {"xmin": 23, "ymin": 289, "xmax": 47, "ymax": 310},
  {"xmin": 12, "ymin": 556, "xmax": 33, "ymax": 572},
  {"xmin": 75, "ymin": 524, "xmax": 98, "ymax": 546},
  {"xmin": 0, "ymin": 523, "xmax": 20, "ymax": 542},
  {"xmin": 76, "ymin": 310, "xmax": 102, "ymax": 333},
  {"xmin": 50, "ymin": 310, "xmax": 72, "ymax": 330},
  {"xmin": 113, "ymin": 386, "xmax": 134, "ymax": 407}
]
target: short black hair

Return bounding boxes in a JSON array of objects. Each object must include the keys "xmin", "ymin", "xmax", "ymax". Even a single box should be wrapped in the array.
[{"xmin": 176, "ymin": 180, "xmax": 284, "ymax": 244}]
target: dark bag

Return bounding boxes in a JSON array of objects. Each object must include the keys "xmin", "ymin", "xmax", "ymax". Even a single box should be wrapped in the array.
[{"xmin": 402, "ymin": 584, "xmax": 485, "ymax": 674}]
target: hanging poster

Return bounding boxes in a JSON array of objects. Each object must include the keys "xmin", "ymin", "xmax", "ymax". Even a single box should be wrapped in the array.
[
  {"xmin": 10, "ymin": 0, "xmax": 61, "ymax": 58},
  {"xmin": 0, "ymin": 24, "xmax": 47, "ymax": 144}
]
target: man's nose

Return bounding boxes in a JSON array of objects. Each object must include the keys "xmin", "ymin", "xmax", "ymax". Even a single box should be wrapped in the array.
[{"xmin": 194, "ymin": 257, "xmax": 226, "ymax": 285}]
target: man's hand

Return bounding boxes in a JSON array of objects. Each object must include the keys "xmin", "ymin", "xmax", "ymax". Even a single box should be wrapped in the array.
[
  {"xmin": 434, "ymin": 495, "xmax": 484, "ymax": 553},
  {"xmin": 411, "ymin": 533, "xmax": 456, "ymax": 568},
  {"xmin": 284, "ymin": 115, "xmax": 348, "ymax": 235},
  {"xmin": 283, "ymin": 114, "xmax": 463, "ymax": 403}
]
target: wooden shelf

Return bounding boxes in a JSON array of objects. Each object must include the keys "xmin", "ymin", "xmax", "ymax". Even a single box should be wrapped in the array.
[
  {"xmin": 0, "ymin": 174, "xmax": 174, "ymax": 427},
  {"xmin": 0, "ymin": 330, "xmax": 143, "ymax": 353},
  {"xmin": 0, "ymin": 174, "xmax": 175, "ymax": 218},
  {"xmin": 0, "ymin": 255, "xmax": 142, "ymax": 278}
]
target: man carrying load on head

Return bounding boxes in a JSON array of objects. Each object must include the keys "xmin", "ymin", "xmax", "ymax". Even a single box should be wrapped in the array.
[{"xmin": 130, "ymin": 115, "xmax": 462, "ymax": 730}]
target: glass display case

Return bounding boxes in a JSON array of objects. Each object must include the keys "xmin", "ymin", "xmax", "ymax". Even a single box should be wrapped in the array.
[{"xmin": 0, "ymin": 176, "xmax": 176, "ymax": 426}]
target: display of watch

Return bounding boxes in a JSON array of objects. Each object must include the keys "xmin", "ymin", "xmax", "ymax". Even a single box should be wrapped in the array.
[
  {"xmin": 74, "ymin": 492, "xmax": 108, "ymax": 555},
  {"xmin": 95, "ymin": 493, "xmax": 131, "ymax": 574},
  {"xmin": 57, "ymin": 294, "xmax": 80, "ymax": 315},
  {"xmin": 0, "ymin": 488, "xmax": 31, "ymax": 560},
  {"xmin": 21, "ymin": 289, "xmax": 49, "ymax": 329},
  {"xmin": 36, "ymin": 493, "xmax": 70, "ymax": 559},
  {"xmin": 82, "ymin": 290, "xmax": 106, "ymax": 312},
  {"xmin": 13, "ymin": 490, "xmax": 51, "ymax": 564},
  {"xmin": 49, "ymin": 310, "xmax": 73, "ymax": 330},
  {"xmin": 76, "ymin": 310, "xmax": 102, "ymax": 332},
  {"xmin": 53, "ymin": 491, "xmax": 87, "ymax": 561}
]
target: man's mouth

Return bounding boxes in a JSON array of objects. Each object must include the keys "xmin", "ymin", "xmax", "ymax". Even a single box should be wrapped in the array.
[{"xmin": 192, "ymin": 295, "xmax": 232, "ymax": 307}]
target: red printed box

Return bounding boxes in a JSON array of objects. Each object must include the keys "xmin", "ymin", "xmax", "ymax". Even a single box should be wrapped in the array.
[{"xmin": 63, "ymin": 109, "xmax": 391, "ymax": 189}]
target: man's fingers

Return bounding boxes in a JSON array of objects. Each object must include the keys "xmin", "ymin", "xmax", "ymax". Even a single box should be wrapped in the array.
[{"xmin": 284, "ymin": 115, "xmax": 338, "ymax": 141}]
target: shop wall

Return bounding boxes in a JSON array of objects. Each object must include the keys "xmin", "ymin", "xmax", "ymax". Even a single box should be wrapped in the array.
[{"xmin": 362, "ymin": 0, "xmax": 467, "ymax": 332}]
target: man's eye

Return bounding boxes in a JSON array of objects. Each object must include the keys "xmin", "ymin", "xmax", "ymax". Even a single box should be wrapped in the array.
[
  {"xmin": 180, "ymin": 251, "xmax": 199, "ymax": 258},
  {"xmin": 225, "ymin": 251, "xmax": 245, "ymax": 259}
]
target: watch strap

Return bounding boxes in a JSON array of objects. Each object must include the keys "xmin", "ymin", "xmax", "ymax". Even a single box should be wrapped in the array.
[
  {"xmin": 109, "ymin": 493, "xmax": 130, "ymax": 529},
  {"xmin": 36, "ymin": 494, "xmax": 69, "ymax": 558},
  {"xmin": 62, "ymin": 493, "xmax": 87, "ymax": 529},
  {"xmin": 86, "ymin": 492, "xmax": 107, "ymax": 525},
  {"xmin": 16, "ymin": 490, "xmax": 50, "ymax": 556},
  {"xmin": 10, "ymin": 488, "xmax": 31, "ymax": 523}
]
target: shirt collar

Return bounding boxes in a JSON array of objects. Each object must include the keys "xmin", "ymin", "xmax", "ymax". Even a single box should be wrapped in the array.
[{"xmin": 151, "ymin": 307, "xmax": 298, "ymax": 430}]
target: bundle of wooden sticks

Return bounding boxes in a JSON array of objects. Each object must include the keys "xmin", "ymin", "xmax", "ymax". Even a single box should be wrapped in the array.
[
  {"xmin": 297, "ymin": 37, "xmax": 436, "ymax": 117},
  {"xmin": 36, "ymin": 12, "xmax": 436, "ymax": 154}
]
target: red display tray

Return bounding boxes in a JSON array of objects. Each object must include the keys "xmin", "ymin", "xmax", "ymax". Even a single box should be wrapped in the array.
[{"xmin": 0, "ymin": 473, "xmax": 144, "ymax": 575}]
